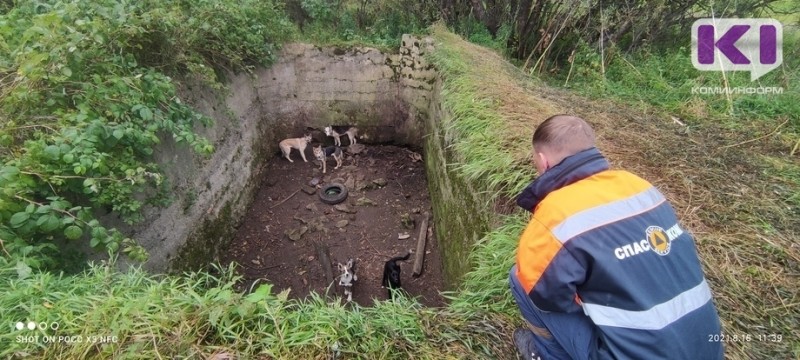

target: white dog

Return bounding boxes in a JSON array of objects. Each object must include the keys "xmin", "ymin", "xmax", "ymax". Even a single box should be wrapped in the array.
[{"xmin": 324, "ymin": 126, "xmax": 358, "ymax": 146}]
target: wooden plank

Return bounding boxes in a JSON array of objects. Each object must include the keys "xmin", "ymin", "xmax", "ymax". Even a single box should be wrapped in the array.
[
  {"xmin": 314, "ymin": 241, "xmax": 334, "ymax": 286},
  {"xmin": 412, "ymin": 212, "xmax": 430, "ymax": 277}
]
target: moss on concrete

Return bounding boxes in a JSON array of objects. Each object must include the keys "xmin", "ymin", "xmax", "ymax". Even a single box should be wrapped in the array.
[
  {"xmin": 171, "ymin": 199, "xmax": 235, "ymax": 273},
  {"xmin": 424, "ymin": 79, "xmax": 494, "ymax": 288}
]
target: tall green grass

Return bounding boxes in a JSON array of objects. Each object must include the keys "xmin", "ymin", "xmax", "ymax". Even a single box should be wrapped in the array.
[
  {"xmin": 429, "ymin": 27, "xmax": 537, "ymax": 203},
  {"xmin": 0, "ymin": 259, "xmax": 433, "ymax": 359},
  {"xmin": 1, "ymin": 254, "xmax": 524, "ymax": 359},
  {"xmin": 552, "ymin": 31, "xmax": 800, "ymax": 131}
]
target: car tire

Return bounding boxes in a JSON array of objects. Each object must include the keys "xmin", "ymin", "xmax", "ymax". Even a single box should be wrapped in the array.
[{"xmin": 319, "ymin": 183, "xmax": 348, "ymax": 205}]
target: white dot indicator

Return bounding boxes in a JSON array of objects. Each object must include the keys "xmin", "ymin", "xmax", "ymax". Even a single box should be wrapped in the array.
[
  {"xmin": 27, "ymin": 322, "xmax": 36, "ymax": 330},
  {"xmin": 15, "ymin": 322, "xmax": 24, "ymax": 330}
]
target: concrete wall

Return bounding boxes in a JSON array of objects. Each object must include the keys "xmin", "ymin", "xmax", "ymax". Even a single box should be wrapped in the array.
[
  {"xmin": 423, "ymin": 78, "xmax": 493, "ymax": 288},
  {"xmin": 119, "ymin": 36, "xmax": 435, "ymax": 272},
  {"xmin": 256, "ymin": 35, "xmax": 435, "ymax": 146}
]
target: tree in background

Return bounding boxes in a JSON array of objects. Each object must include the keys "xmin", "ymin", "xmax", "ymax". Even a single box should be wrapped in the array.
[{"xmin": 437, "ymin": 0, "xmax": 794, "ymax": 72}]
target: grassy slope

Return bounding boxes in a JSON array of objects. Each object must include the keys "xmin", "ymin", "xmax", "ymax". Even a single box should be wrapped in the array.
[
  {"xmin": 2, "ymin": 25, "xmax": 797, "ymax": 359},
  {"xmin": 423, "ymin": 24, "xmax": 799, "ymax": 359}
]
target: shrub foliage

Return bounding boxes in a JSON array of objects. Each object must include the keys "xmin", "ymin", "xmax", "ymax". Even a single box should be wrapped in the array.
[{"xmin": 0, "ymin": 0, "xmax": 293, "ymax": 269}]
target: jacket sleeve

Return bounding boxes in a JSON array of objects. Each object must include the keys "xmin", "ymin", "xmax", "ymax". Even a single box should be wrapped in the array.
[{"xmin": 516, "ymin": 216, "xmax": 586, "ymax": 313}]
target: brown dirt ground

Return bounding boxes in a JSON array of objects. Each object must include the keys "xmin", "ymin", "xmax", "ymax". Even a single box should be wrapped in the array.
[{"xmin": 222, "ymin": 144, "xmax": 445, "ymax": 307}]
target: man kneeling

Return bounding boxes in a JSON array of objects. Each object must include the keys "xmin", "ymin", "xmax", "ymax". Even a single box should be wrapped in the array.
[{"xmin": 510, "ymin": 115, "xmax": 723, "ymax": 360}]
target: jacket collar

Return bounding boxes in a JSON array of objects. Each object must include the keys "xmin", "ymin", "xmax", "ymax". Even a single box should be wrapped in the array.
[{"xmin": 516, "ymin": 147, "xmax": 609, "ymax": 212}]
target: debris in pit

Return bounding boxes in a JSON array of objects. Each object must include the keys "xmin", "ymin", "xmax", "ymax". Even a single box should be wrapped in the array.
[
  {"xmin": 225, "ymin": 144, "xmax": 445, "ymax": 307},
  {"xmin": 334, "ymin": 204, "xmax": 357, "ymax": 213},
  {"xmin": 336, "ymin": 220, "xmax": 349, "ymax": 228},
  {"xmin": 356, "ymin": 197, "xmax": 376, "ymax": 206},
  {"xmin": 345, "ymin": 176, "xmax": 355, "ymax": 190},
  {"xmin": 372, "ymin": 178, "xmax": 388, "ymax": 187},
  {"xmin": 355, "ymin": 181, "xmax": 373, "ymax": 192},
  {"xmin": 400, "ymin": 212, "xmax": 415, "ymax": 229},
  {"xmin": 306, "ymin": 203, "xmax": 318, "ymax": 212},
  {"xmin": 309, "ymin": 177, "xmax": 321, "ymax": 187},
  {"xmin": 301, "ymin": 186, "xmax": 316, "ymax": 195},
  {"xmin": 398, "ymin": 233, "xmax": 410, "ymax": 240},
  {"xmin": 408, "ymin": 151, "xmax": 422, "ymax": 162},
  {"xmin": 347, "ymin": 143, "xmax": 366, "ymax": 155},
  {"xmin": 309, "ymin": 216, "xmax": 330, "ymax": 234},
  {"xmin": 285, "ymin": 226, "xmax": 309, "ymax": 241},
  {"xmin": 293, "ymin": 215, "xmax": 308, "ymax": 224}
]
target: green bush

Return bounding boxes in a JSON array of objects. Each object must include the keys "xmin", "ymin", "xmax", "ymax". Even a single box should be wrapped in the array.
[{"xmin": 0, "ymin": 0, "xmax": 293, "ymax": 269}]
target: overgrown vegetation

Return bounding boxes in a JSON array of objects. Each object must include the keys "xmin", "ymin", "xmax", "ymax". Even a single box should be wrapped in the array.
[
  {"xmin": 286, "ymin": 0, "xmax": 437, "ymax": 48},
  {"xmin": 0, "ymin": 0, "xmax": 293, "ymax": 268},
  {"xmin": 0, "ymin": 17, "xmax": 531, "ymax": 359},
  {"xmin": 548, "ymin": 30, "xmax": 800, "ymax": 134}
]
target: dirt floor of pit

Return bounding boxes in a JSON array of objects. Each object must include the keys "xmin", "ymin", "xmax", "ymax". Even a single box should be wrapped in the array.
[{"xmin": 222, "ymin": 144, "xmax": 445, "ymax": 307}]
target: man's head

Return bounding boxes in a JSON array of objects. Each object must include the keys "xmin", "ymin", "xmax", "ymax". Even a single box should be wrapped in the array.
[{"xmin": 532, "ymin": 115, "xmax": 596, "ymax": 174}]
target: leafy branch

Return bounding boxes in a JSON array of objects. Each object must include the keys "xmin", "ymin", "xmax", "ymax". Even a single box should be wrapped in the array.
[{"xmin": 0, "ymin": 0, "xmax": 293, "ymax": 268}]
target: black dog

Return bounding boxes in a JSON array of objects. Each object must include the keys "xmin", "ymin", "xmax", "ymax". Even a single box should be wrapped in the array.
[{"xmin": 381, "ymin": 252, "xmax": 410, "ymax": 299}]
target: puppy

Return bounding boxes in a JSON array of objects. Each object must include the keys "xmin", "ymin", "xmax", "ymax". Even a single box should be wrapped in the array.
[
  {"xmin": 381, "ymin": 252, "xmax": 411, "ymax": 299},
  {"xmin": 312, "ymin": 145, "xmax": 343, "ymax": 173},
  {"xmin": 337, "ymin": 258, "xmax": 357, "ymax": 302},
  {"xmin": 324, "ymin": 126, "xmax": 358, "ymax": 146},
  {"xmin": 279, "ymin": 134, "xmax": 312, "ymax": 162}
]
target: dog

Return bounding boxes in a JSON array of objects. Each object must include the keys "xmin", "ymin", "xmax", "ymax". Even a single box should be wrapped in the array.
[
  {"xmin": 279, "ymin": 134, "xmax": 312, "ymax": 163},
  {"xmin": 381, "ymin": 252, "xmax": 411, "ymax": 299},
  {"xmin": 337, "ymin": 258, "xmax": 357, "ymax": 302},
  {"xmin": 312, "ymin": 145, "xmax": 343, "ymax": 174},
  {"xmin": 324, "ymin": 126, "xmax": 358, "ymax": 146}
]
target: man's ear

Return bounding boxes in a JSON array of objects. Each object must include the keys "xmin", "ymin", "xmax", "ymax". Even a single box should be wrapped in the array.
[{"xmin": 535, "ymin": 151, "xmax": 549, "ymax": 174}]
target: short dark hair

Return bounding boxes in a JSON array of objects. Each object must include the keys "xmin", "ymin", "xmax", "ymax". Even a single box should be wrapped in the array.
[{"xmin": 532, "ymin": 115, "xmax": 596, "ymax": 161}]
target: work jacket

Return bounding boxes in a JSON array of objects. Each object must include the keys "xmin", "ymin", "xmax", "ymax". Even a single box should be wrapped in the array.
[{"xmin": 515, "ymin": 147, "xmax": 723, "ymax": 360}]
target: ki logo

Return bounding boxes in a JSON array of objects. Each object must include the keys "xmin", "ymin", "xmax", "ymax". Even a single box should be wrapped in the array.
[{"xmin": 691, "ymin": 18, "xmax": 783, "ymax": 81}]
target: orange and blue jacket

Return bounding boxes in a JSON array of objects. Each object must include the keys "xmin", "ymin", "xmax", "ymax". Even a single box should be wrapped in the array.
[{"xmin": 515, "ymin": 147, "xmax": 723, "ymax": 360}]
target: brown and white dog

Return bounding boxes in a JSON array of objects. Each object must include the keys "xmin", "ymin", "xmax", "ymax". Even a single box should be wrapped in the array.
[
  {"xmin": 312, "ymin": 145, "xmax": 343, "ymax": 173},
  {"xmin": 279, "ymin": 134, "xmax": 312, "ymax": 162},
  {"xmin": 324, "ymin": 126, "xmax": 358, "ymax": 146}
]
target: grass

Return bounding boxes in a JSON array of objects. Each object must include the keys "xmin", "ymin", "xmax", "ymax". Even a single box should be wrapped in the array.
[
  {"xmin": 551, "ymin": 28, "xmax": 800, "ymax": 134},
  {"xmin": 0, "ymin": 258, "xmax": 519, "ymax": 359},
  {"xmin": 428, "ymin": 24, "xmax": 556, "ymax": 202}
]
